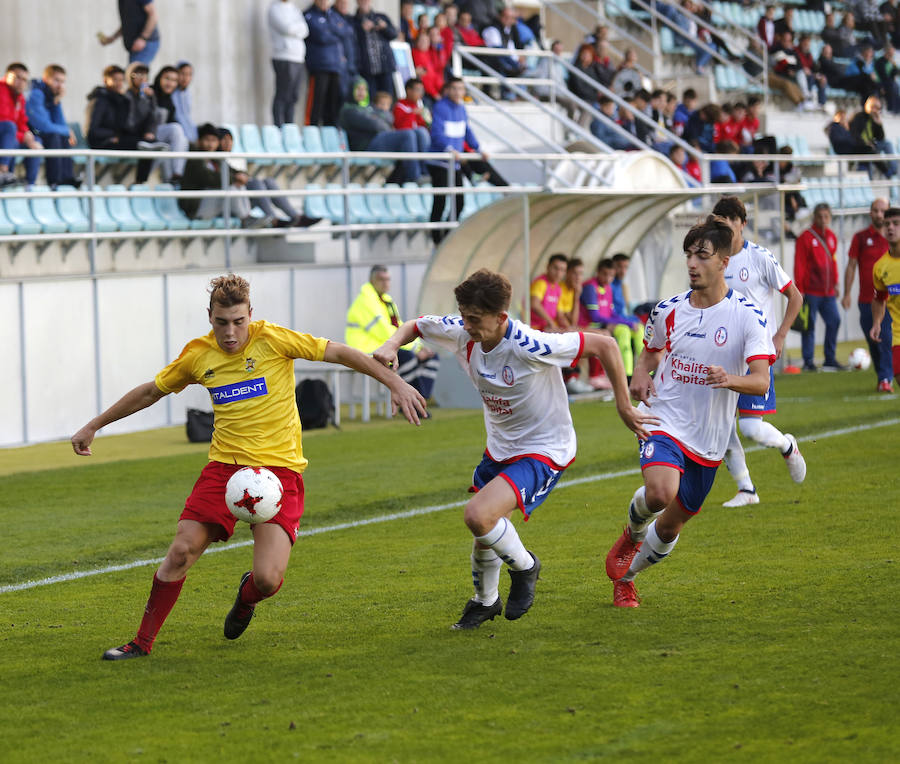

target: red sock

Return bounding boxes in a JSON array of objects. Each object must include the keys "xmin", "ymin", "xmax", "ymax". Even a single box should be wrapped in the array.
[
  {"xmin": 239, "ymin": 572, "xmax": 283, "ymax": 605},
  {"xmin": 134, "ymin": 573, "xmax": 185, "ymax": 653}
]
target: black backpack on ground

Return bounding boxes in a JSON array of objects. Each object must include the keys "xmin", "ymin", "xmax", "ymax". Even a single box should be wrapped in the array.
[{"xmin": 295, "ymin": 379, "xmax": 335, "ymax": 429}]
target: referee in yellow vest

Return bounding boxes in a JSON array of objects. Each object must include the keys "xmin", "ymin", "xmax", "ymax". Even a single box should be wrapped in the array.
[{"xmin": 346, "ymin": 265, "xmax": 440, "ymax": 400}]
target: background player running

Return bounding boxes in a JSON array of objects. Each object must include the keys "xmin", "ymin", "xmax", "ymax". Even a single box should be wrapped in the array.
[
  {"xmin": 72, "ymin": 274, "xmax": 426, "ymax": 660},
  {"xmin": 712, "ymin": 197, "xmax": 807, "ymax": 507},
  {"xmin": 374, "ymin": 268, "xmax": 657, "ymax": 629},
  {"xmin": 605, "ymin": 219, "xmax": 774, "ymax": 608}
]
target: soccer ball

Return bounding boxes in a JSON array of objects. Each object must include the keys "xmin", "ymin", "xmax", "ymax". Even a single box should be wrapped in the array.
[
  {"xmin": 225, "ymin": 467, "xmax": 284, "ymax": 524},
  {"xmin": 849, "ymin": 347, "xmax": 872, "ymax": 371}
]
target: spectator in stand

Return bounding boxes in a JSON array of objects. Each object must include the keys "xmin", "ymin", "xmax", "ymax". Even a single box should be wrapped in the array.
[
  {"xmin": 827, "ymin": 108, "xmax": 873, "ymax": 154},
  {"xmin": 178, "ymin": 123, "xmax": 260, "ymax": 226},
  {"xmin": 305, "ymin": 0, "xmax": 353, "ymax": 126},
  {"xmin": 843, "ymin": 41, "xmax": 880, "ymax": 101},
  {"xmin": 123, "ymin": 62, "xmax": 164, "ymax": 147},
  {"xmin": 795, "ymin": 203, "xmax": 844, "ymax": 372},
  {"xmin": 85, "ymin": 64, "xmax": 164, "ymax": 184},
  {"xmin": 268, "ymin": 0, "xmax": 309, "ymax": 127},
  {"xmin": 534, "ymin": 40, "xmax": 576, "ymax": 120},
  {"xmin": 339, "ymin": 79, "xmax": 423, "ymax": 182},
  {"xmin": 433, "ymin": 11, "xmax": 454, "ymax": 60},
  {"xmin": 843, "ymin": 197, "xmax": 894, "ymax": 390},
  {"xmin": 852, "ymin": 0, "xmax": 889, "ymax": 43},
  {"xmin": 393, "ymin": 78, "xmax": 432, "ymax": 155},
  {"xmin": 529, "ymin": 253, "xmax": 568, "ymax": 332},
  {"xmin": 712, "ymin": 102, "xmax": 733, "ymax": 145},
  {"xmin": 0, "ymin": 63, "xmax": 42, "ymax": 188},
  {"xmin": 592, "ymin": 41, "xmax": 616, "ymax": 84},
  {"xmin": 454, "ymin": 11, "xmax": 485, "ymax": 47},
  {"xmin": 673, "ymin": 87, "xmax": 697, "ymax": 136},
  {"xmin": 172, "ymin": 61, "xmax": 197, "ymax": 143},
  {"xmin": 458, "ymin": 0, "xmax": 499, "ymax": 31},
  {"xmin": 740, "ymin": 157, "xmax": 771, "ymax": 183},
  {"xmin": 590, "ymin": 96, "xmax": 633, "ymax": 150},
  {"xmin": 796, "ymin": 34, "xmax": 828, "ymax": 108},
  {"xmin": 482, "ymin": 6, "xmax": 528, "ymax": 82},
  {"xmin": 400, "ymin": 1, "xmax": 418, "ymax": 43},
  {"xmin": 629, "ymin": 89, "xmax": 653, "ymax": 145},
  {"xmin": 834, "ymin": 12, "xmax": 861, "ymax": 59},
  {"xmin": 616, "ymin": 48, "xmax": 642, "ymax": 84},
  {"xmin": 710, "ymin": 140, "xmax": 738, "ymax": 183},
  {"xmin": 774, "ymin": 7, "xmax": 794, "ymax": 38},
  {"xmin": 25, "ymin": 64, "xmax": 78, "ymax": 188},
  {"xmin": 658, "ymin": 0, "xmax": 714, "ymax": 74},
  {"xmin": 769, "ymin": 31, "xmax": 806, "ymax": 108},
  {"xmin": 816, "ymin": 43, "xmax": 846, "ymax": 90},
  {"xmin": 413, "ymin": 30, "xmax": 446, "ymax": 101},
  {"xmin": 99, "ymin": 0, "xmax": 160, "ymax": 65},
  {"xmin": 820, "ymin": 12, "xmax": 844, "ymax": 55},
  {"xmin": 669, "ymin": 143, "xmax": 701, "ymax": 183},
  {"xmin": 757, "ymin": 4, "xmax": 777, "ymax": 50},
  {"xmin": 683, "ymin": 102, "xmax": 719, "ymax": 153},
  {"xmin": 569, "ymin": 44, "xmax": 606, "ymax": 110},
  {"xmin": 151, "ymin": 66, "xmax": 189, "ymax": 182},
  {"xmin": 333, "ymin": 0, "xmax": 360, "ymax": 101},
  {"xmin": 354, "ymin": 0, "xmax": 397, "ymax": 98},
  {"xmin": 875, "ymin": 41, "xmax": 900, "ymax": 112},
  {"xmin": 884, "ymin": 1, "xmax": 900, "ymax": 48},
  {"xmin": 850, "ymin": 94, "xmax": 897, "ymax": 177},
  {"xmin": 610, "ymin": 253, "xmax": 644, "ymax": 369},
  {"xmin": 218, "ymin": 127, "xmax": 319, "ymax": 228}
]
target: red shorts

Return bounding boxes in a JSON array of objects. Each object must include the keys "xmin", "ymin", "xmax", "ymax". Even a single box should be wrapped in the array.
[
  {"xmin": 181, "ymin": 462, "xmax": 305, "ymax": 544},
  {"xmin": 894, "ymin": 345, "xmax": 900, "ymax": 378}
]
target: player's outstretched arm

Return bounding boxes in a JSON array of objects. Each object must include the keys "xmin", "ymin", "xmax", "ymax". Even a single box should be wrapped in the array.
[
  {"xmin": 706, "ymin": 358, "xmax": 770, "ymax": 395},
  {"xmin": 71, "ymin": 381, "xmax": 167, "ymax": 456},
  {"xmin": 324, "ymin": 340, "xmax": 427, "ymax": 425},
  {"xmin": 372, "ymin": 319, "xmax": 420, "ymax": 370},
  {"xmin": 583, "ymin": 333, "xmax": 660, "ymax": 439}
]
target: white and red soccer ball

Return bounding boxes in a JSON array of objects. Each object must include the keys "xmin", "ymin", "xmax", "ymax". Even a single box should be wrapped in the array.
[
  {"xmin": 849, "ymin": 347, "xmax": 872, "ymax": 371},
  {"xmin": 225, "ymin": 467, "xmax": 284, "ymax": 524}
]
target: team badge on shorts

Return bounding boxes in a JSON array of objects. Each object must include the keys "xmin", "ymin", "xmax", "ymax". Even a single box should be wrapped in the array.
[
  {"xmin": 245, "ymin": 357, "xmax": 256, "ymax": 372},
  {"xmin": 739, "ymin": 267, "xmax": 749, "ymax": 282},
  {"xmin": 502, "ymin": 365, "xmax": 515, "ymax": 385},
  {"xmin": 714, "ymin": 326, "xmax": 728, "ymax": 346},
  {"xmin": 640, "ymin": 440, "xmax": 655, "ymax": 459}
]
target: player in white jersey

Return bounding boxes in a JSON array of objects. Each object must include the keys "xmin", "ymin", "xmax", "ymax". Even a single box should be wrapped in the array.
[
  {"xmin": 712, "ymin": 197, "xmax": 807, "ymax": 507},
  {"xmin": 605, "ymin": 219, "xmax": 775, "ymax": 608},
  {"xmin": 374, "ymin": 269, "xmax": 657, "ymax": 629}
]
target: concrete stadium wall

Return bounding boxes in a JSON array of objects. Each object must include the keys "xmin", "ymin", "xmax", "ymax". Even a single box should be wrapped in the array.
[
  {"xmin": 1, "ymin": 258, "xmax": 427, "ymax": 447},
  {"xmin": 5, "ymin": 0, "xmax": 397, "ymax": 130}
]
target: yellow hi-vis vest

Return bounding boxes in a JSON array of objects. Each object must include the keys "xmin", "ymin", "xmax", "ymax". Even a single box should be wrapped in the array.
[{"xmin": 345, "ymin": 282, "xmax": 419, "ymax": 354}]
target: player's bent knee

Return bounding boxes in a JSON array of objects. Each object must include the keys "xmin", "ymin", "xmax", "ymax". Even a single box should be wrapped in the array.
[
  {"xmin": 643, "ymin": 484, "xmax": 675, "ymax": 512},
  {"xmin": 463, "ymin": 501, "xmax": 494, "ymax": 536},
  {"xmin": 251, "ymin": 570, "xmax": 283, "ymax": 595}
]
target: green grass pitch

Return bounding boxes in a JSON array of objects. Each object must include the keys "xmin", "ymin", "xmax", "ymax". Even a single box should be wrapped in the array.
[{"xmin": 1, "ymin": 364, "xmax": 898, "ymax": 762}]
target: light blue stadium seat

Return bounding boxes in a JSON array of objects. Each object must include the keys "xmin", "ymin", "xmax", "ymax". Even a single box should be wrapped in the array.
[
  {"xmin": 3, "ymin": 191, "xmax": 42, "ymax": 234},
  {"xmin": 240, "ymin": 124, "xmax": 273, "ymax": 166},
  {"xmin": 152, "ymin": 183, "xmax": 195, "ymax": 230},
  {"xmin": 0, "ymin": 196, "xmax": 16, "ymax": 235},
  {"xmin": 383, "ymin": 182, "xmax": 414, "ymax": 223},
  {"xmin": 28, "ymin": 185, "xmax": 69, "ymax": 233},
  {"xmin": 129, "ymin": 184, "xmax": 167, "ymax": 230},
  {"xmin": 347, "ymin": 182, "xmax": 377, "ymax": 223},
  {"xmin": 104, "ymin": 184, "xmax": 143, "ymax": 231},
  {"xmin": 281, "ymin": 123, "xmax": 313, "ymax": 167},
  {"xmin": 402, "ymin": 181, "xmax": 429, "ymax": 222},
  {"xmin": 302, "ymin": 125, "xmax": 334, "ymax": 167},
  {"xmin": 54, "ymin": 185, "xmax": 91, "ymax": 232},
  {"xmin": 364, "ymin": 183, "xmax": 392, "ymax": 223},
  {"xmin": 303, "ymin": 183, "xmax": 331, "ymax": 221},
  {"xmin": 715, "ymin": 66, "xmax": 729, "ymax": 92},
  {"xmin": 261, "ymin": 124, "xmax": 291, "ymax": 166},
  {"xmin": 325, "ymin": 183, "xmax": 347, "ymax": 222},
  {"xmin": 83, "ymin": 192, "xmax": 118, "ymax": 232},
  {"xmin": 321, "ymin": 126, "xmax": 347, "ymax": 168}
]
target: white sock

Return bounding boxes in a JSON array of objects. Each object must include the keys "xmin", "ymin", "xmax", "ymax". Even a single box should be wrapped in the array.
[
  {"xmin": 724, "ymin": 421, "xmax": 755, "ymax": 493},
  {"xmin": 738, "ymin": 417, "xmax": 790, "ymax": 452},
  {"xmin": 622, "ymin": 520, "xmax": 679, "ymax": 582},
  {"xmin": 471, "ymin": 543, "xmax": 502, "ymax": 605},
  {"xmin": 475, "ymin": 517, "xmax": 534, "ymax": 571},
  {"xmin": 627, "ymin": 486, "xmax": 662, "ymax": 542}
]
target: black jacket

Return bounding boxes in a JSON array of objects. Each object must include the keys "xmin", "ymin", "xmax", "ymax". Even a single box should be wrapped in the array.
[{"xmin": 85, "ymin": 86, "xmax": 132, "ymax": 147}]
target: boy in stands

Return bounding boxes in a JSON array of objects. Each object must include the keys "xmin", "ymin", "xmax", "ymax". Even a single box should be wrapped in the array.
[
  {"xmin": 605, "ymin": 219, "xmax": 774, "ymax": 607},
  {"xmin": 713, "ymin": 196, "xmax": 807, "ymax": 507},
  {"xmin": 870, "ymin": 207, "xmax": 900, "ymax": 386},
  {"xmin": 374, "ymin": 269, "xmax": 657, "ymax": 629},
  {"xmin": 529, "ymin": 253, "xmax": 568, "ymax": 332},
  {"xmin": 72, "ymin": 274, "xmax": 426, "ymax": 660}
]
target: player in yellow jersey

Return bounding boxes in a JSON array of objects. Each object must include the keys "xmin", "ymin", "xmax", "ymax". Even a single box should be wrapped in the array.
[
  {"xmin": 71, "ymin": 274, "xmax": 427, "ymax": 660},
  {"xmin": 870, "ymin": 207, "xmax": 900, "ymax": 385}
]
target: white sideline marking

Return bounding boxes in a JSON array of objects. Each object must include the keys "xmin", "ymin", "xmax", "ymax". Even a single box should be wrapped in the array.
[{"xmin": 3, "ymin": 417, "xmax": 899, "ymax": 595}]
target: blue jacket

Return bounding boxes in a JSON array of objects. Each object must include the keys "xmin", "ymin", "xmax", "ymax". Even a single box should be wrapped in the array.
[
  {"xmin": 589, "ymin": 116, "xmax": 632, "ymax": 150},
  {"xmin": 25, "ymin": 79, "xmax": 70, "ymax": 138},
  {"xmin": 430, "ymin": 98, "xmax": 478, "ymax": 156},
  {"xmin": 305, "ymin": 5, "xmax": 354, "ymax": 73}
]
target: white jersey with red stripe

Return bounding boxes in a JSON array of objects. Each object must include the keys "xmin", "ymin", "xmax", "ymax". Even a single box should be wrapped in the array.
[
  {"xmin": 415, "ymin": 315, "xmax": 584, "ymax": 466},
  {"xmin": 724, "ymin": 239, "xmax": 792, "ymax": 340},
  {"xmin": 641, "ymin": 289, "xmax": 775, "ymax": 464}
]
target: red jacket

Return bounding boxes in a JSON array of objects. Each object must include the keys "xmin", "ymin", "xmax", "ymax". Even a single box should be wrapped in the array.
[
  {"xmin": 0, "ymin": 82, "xmax": 29, "ymax": 143},
  {"xmin": 393, "ymin": 99, "xmax": 427, "ymax": 130},
  {"xmin": 413, "ymin": 48, "xmax": 446, "ymax": 99},
  {"xmin": 795, "ymin": 225, "xmax": 839, "ymax": 296}
]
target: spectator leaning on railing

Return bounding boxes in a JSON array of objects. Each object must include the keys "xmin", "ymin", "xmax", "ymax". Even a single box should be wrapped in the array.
[
  {"xmin": 267, "ymin": 0, "xmax": 310, "ymax": 127},
  {"xmin": 25, "ymin": 64, "xmax": 79, "ymax": 188},
  {"xmin": 0, "ymin": 62, "xmax": 42, "ymax": 189}
]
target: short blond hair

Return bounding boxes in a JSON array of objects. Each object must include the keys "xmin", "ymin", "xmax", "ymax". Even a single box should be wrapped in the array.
[{"xmin": 209, "ymin": 273, "xmax": 250, "ymax": 310}]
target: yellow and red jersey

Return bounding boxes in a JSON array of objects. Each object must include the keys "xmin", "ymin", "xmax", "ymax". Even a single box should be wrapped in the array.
[
  {"xmin": 155, "ymin": 320, "xmax": 328, "ymax": 471},
  {"xmin": 873, "ymin": 252, "xmax": 900, "ymax": 347}
]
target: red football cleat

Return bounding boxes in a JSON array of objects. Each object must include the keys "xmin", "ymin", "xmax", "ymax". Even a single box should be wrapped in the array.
[
  {"xmin": 613, "ymin": 579, "xmax": 641, "ymax": 608},
  {"xmin": 606, "ymin": 526, "xmax": 642, "ymax": 581}
]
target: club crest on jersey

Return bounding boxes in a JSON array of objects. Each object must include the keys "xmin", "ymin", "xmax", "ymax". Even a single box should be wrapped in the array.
[
  {"xmin": 502, "ymin": 365, "xmax": 515, "ymax": 385},
  {"xmin": 714, "ymin": 326, "xmax": 728, "ymax": 346},
  {"xmin": 245, "ymin": 357, "xmax": 256, "ymax": 372},
  {"xmin": 739, "ymin": 267, "xmax": 749, "ymax": 282}
]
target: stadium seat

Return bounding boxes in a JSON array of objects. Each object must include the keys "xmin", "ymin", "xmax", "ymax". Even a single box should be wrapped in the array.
[
  {"xmin": 321, "ymin": 126, "xmax": 346, "ymax": 157},
  {"xmin": 303, "ymin": 183, "xmax": 331, "ymax": 221},
  {"xmin": 0, "ymin": 196, "xmax": 16, "ymax": 235},
  {"xmin": 302, "ymin": 126, "xmax": 335, "ymax": 168},
  {"xmin": 2, "ymin": 191, "xmax": 42, "ymax": 234},
  {"xmin": 152, "ymin": 183, "xmax": 200, "ymax": 230},
  {"xmin": 383, "ymin": 182, "xmax": 414, "ymax": 223},
  {"xmin": 239, "ymin": 124, "xmax": 273, "ymax": 166},
  {"xmin": 280, "ymin": 123, "xmax": 313, "ymax": 167},
  {"xmin": 104, "ymin": 184, "xmax": 143, "ymax": 231},
  {"xmin": 129, "ymin": 184, "xmax": 168, "ymax": 231},
  {"xmin": 54, "ymin": 184, "xmax": 91, "ymax": 233},
  {"xmin": 325, "ymin": 183, "xmax": 347, "ymax": 222},
  {"xmin": 364, "ymin": 182, "xmax": 392, "ymax": 223},
  {"xmin": 261, "ymin": 124, "xmax": 291, "ymax": 166},
  {"xmin": 28, "ymin": 186, "xmax": 69, "ymax": 234},
  {"xmin": 347, "ymin": 182, "xmax": 377, "ymax": 224},
  {"xmin": 83, "ymin": 192, "xmax": 118, "ymax": 232},
  {"xmin": 402, "ymin": 181, "xmax": 429, "ymax": 222}
]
